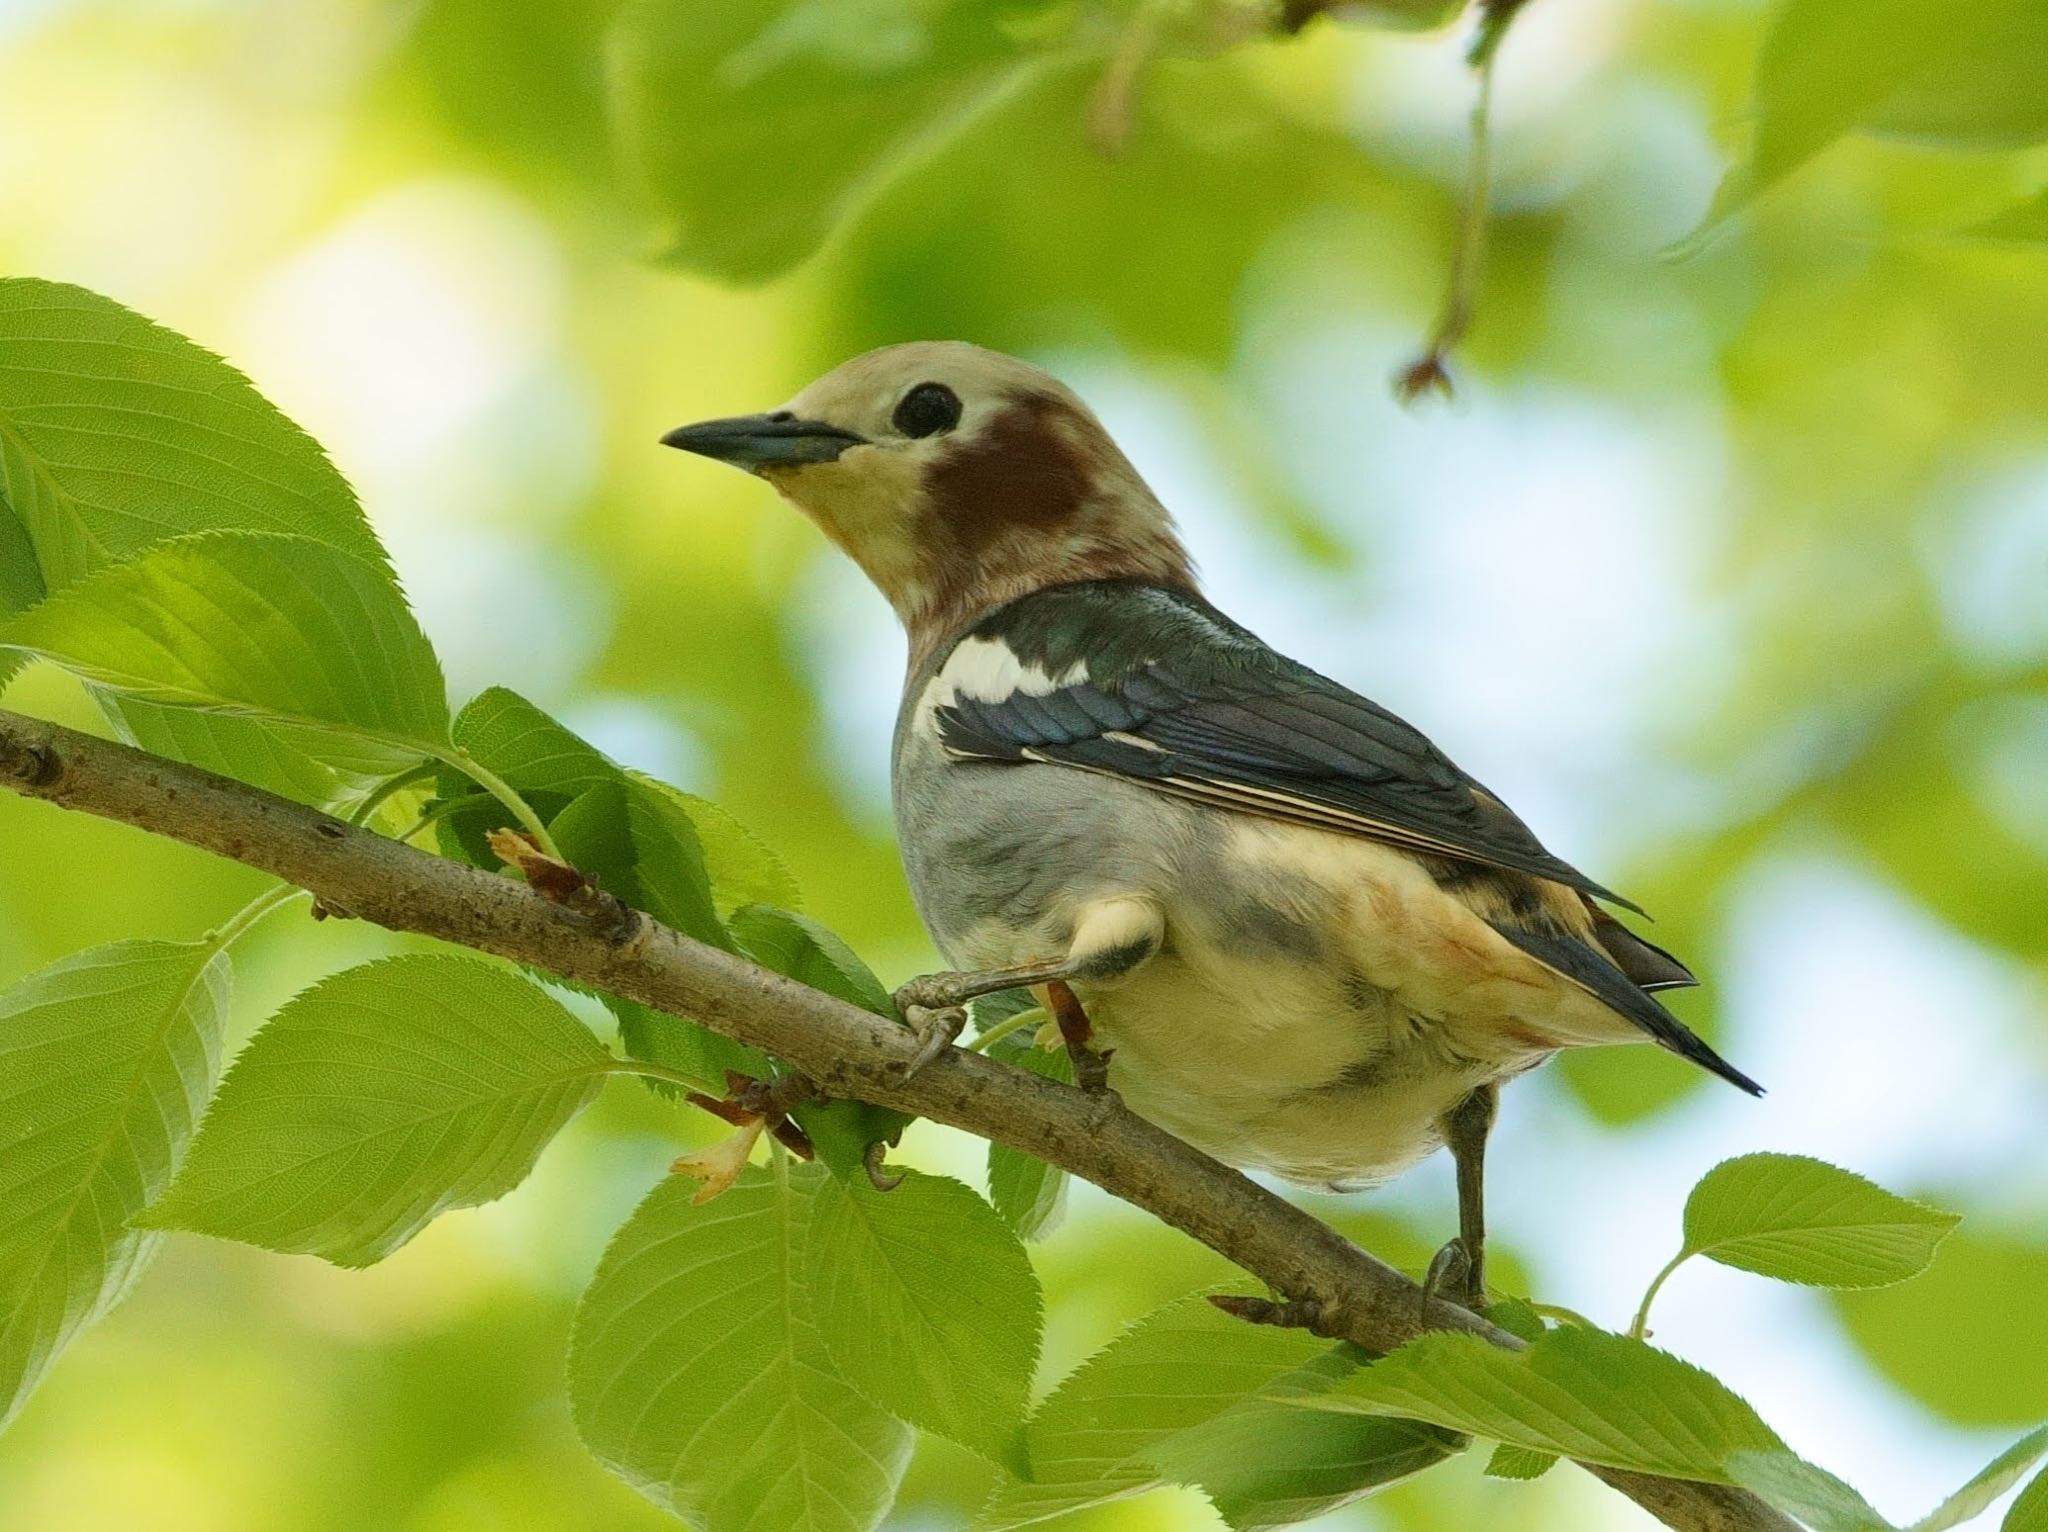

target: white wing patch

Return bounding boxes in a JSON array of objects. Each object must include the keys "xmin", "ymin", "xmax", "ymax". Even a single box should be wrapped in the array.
[{"xmin": 914, "ymin": 636, "xmax": 1089, "ymax": 739}]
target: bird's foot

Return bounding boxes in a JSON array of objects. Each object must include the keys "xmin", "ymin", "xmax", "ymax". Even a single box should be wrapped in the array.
[
  {"xmin": 899, "ymin": 1002, "xmax": 967, "ymax": 1076},
  {"xmin": 1420, "ymin": 1237, "xmax": 1486, "ymax": 1320},
  {"xmin": 894, "ymin": 971, "xmax": 976, "ymax": 1014}
]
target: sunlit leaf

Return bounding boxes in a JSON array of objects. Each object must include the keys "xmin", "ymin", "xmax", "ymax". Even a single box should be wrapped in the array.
[
  {"xmin": 0, "ymin": 941, "xmax": 228, "ymax": 1429},
  {"xmin": 1835, "ymin": 1226, "xmax": 2048, "ymax": 1427},
  {"xmin": 1872, "ymin": 1, "xmax": 2048, "ymax": 150},
  {"xmin": 1484, "ymin": 1443, "xmax": 1558, "ymax": 1481},
  {"xmin": 1297, "ymin": 1326, "xmax": 1783, "ymax": 1482},
  {"xmin": 1726, "ymin": 1450, "xmax": 1894, "ymax": 1532},
  {"xmin": 1911, "ymin": 1426, "xmax": 2048, "ymax": 1532},
  {"xmin": 0, "ymin": 279, "xmax": 418, "ymax": 799},
  {"xmin": 570, "ymin": 1162, "xmax": 914, "ymax": 1531},
  {"xmin": 0, "ymin": 277, "xmax": 385, "ymax": 590},
  {"xmin": 985, "ymin": 1031, "xmax": 1071, "ymax": 1242},
  {"xmin": 729, "ymin": 904, "xmax": 910, "ymax": 1168},
  {"xmin": 611, "ymin": 0, "xmax": 1043, "ymax": 281},
  {"xmin": 442, "ymin": 689, "xmax": 798, "ymax": 914},
  {"xmin": 2008, "ymin": 1464, "xmax": 2048, "ymax": 1532},
  {"xmin": 809, "ymin": 1169, "xmax": 1040, "ymax": 1468},
  {"xmin": 729, "ymin": 903, "xmax": 890, "ymax": 1016},
  {"xmin": 0, "ymin": 507, "xmax": 39, "ymax": 693},
  {"xmin": 975, "ymin": 1293, "xmax": 1336, "ymax": 1529},
  {"xmin": 1703, "ymin": 0, "xmax": 1976, "ymax": 222},
  {"xmin": 660, "ymin": 782, "xmax": 803, "ymax": 914},
  {"xmin": 0, "ymin": 530, "xmax": 450, "ymax": 774},
  {"xmin": 1144, "ymin": 1347, "xmax": 1461, "ymax": 1529},
  {"xmin": 1681, "ymin": 1153, "xmax": 1959, "ymax": 1288},
  {"xmin": 139, "ymin": 957, "xmax": 609, "ymax": 1266}
]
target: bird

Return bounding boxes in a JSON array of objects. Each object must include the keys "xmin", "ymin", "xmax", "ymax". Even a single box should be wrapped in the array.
[{"xmin": 661, "ymin": 341, "xmax": 1760, "ymax": 1309}]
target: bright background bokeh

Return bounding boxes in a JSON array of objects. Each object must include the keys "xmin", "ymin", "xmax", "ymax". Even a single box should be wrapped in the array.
[{"xmin": 1, "ymin": 0, "xmax": 2045, "ymax": 1528}]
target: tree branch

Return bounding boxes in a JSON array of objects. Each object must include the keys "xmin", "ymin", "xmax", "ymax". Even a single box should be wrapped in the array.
[{"xmin": 0, "ymin": 707, "xmax": 1793, "ymax": 1532}]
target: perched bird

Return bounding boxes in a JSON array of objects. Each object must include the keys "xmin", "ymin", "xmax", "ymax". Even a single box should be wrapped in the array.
[{"xmin": 663, "ymin": 342, "xmax": 1759, "ymax": 1306}]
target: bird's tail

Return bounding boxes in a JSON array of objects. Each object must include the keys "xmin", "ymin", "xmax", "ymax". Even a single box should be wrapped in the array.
[{"xmin": 1489, "ymin": 921, "xmax": 1764, "ymax": 1096}]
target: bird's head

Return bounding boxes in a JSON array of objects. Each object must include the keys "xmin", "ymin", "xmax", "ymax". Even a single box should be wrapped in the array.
[{"xmin": 663, "ymin": 342, "xmax": 1194, "ymax": 660}]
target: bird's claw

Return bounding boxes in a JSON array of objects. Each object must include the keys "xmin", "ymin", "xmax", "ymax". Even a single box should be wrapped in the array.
[
  {"xmin": 902, "ymin": 1003, "xmax": 966, "ymax": 1075},
  {"xmin": 1420, "ymin": 1237, "xmax": 1484, "ymax": 1319}
]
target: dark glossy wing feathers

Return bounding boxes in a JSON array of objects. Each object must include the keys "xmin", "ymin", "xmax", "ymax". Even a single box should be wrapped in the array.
[{"xmin": 935, "ymin": 583, "xmax": 1641, "ymax": 912}]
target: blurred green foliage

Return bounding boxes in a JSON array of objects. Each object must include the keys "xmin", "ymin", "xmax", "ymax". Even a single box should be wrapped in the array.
[{"xmin": 1, "ymin": 0, "xmax": 2046, "ymax": 1527}]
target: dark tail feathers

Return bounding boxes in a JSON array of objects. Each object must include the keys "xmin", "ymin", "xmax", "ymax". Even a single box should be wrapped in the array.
[{"xmin": 1491, "ymin": 921, "xmax": 1763, "ymax": 1097}]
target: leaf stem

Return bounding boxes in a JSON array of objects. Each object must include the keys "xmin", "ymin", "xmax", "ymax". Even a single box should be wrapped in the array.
[
  {"xmin": 203, "ymin": 882, "xmax": 309, "ymax": 957},
  {"xmin": 1629, "ymin": 1250, "xmax": 1690, "ymax": 1340},
  {"xmin": 605, "ymin": 1056, "xmax": 724, "ymax": 1096},
  {"xmin": 347, "ymin": 761, "xmax": 440, "ymax": 829},
  {"xmin": 968, "ymin": 1006, "xmax": 1047, "ymax": 1054},
  {"xmin": 437, "ymin": 748, "xmax": 562, "ymax": 861}
]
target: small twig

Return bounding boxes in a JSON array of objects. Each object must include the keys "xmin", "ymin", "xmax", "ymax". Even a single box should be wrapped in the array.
[
  {"xmin": 486, "ymin": 827, "xmax": 643, "ymax": 944},
  {"xmin": 1394, "ymin": 0, "xmax": 1538, "ymax": 404},
  {"xmin": 1086, "ymin": 0, "xmax": 1167, "ymax": 156},
  {"xmin": 1209, "ymin": 1293, "xmax": 1333, "ymax": 1335}
]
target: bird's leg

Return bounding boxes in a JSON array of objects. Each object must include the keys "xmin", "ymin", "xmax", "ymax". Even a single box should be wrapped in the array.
[
  {"xmin": 894, "ymin": 898, "xmax": 1162, "ymax": 1079},
  {"xmin": 894, "ymin": 956, "xmax": 1080, "ymax": 1075},
  {"xmin": 1045, "ymin": 978, "xmax": 1114, "ymax": 1094},
  {"xmin": 1422, "ymin": 1081, "xmax": 1498, "ymax": 1316}
]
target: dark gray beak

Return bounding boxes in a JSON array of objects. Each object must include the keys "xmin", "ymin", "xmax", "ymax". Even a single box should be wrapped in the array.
[{"xmin": 660, "ymin": 412, "xmax": 865, "ymax": 472}]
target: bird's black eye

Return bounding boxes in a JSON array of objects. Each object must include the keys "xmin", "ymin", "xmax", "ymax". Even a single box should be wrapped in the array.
[{"xmin": 892, "ymin": 381, "xmax": 961, "ymax": 439}]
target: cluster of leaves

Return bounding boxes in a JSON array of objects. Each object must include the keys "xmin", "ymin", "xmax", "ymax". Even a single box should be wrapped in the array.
[
  {"xmin": 580, "ymin": 0, "xmax": 2048, "ymax": 289},
  {"xmin": 3, "ymin": 277, "xmax": 2044, "ymax": 1531},
  {"xmin": 1700, "ymin": 0, "xmax": 2048, "ymax": 240}
]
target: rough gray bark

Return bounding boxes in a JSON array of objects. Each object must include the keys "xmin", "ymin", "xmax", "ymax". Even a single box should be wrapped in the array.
[{"xmin": 0, "ymin": 706, "xmax": 1795, "ymax": 1532}]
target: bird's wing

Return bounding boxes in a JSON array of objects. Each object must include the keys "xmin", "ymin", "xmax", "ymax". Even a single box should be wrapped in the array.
[{"xmin": 930, "ymin": 581, "xmax": 1642, "ymax": 912}]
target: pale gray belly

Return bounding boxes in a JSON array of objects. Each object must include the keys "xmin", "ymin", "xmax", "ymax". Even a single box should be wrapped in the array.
[{"xmin": 891, "ymin": 727, "xmax": 1519, "ymax": 1187}]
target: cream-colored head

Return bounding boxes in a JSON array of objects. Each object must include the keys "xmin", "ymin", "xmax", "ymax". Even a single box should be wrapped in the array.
[{"xmin": 663, "ymin": 342, "xmax": 1195, "ymax": 662}]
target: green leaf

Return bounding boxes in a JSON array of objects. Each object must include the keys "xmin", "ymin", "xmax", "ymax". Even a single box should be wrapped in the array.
[
  {"xmin": 1485, "ymin": 1443, "xmax": 1558, "ymax": 1481},
  {"xmin": 729, "ymin": 904, "xmax": 891, "ymax": 1016},
  {"xmin": 569, "ymin": 1161, "xmax": 914, "ymax": 1531},
  {"xmin": 443, "ymin": 689, "xmax": 797, "ymax": 914},
  {"xmin": 0, "ymin": 504, "xmax": 42, "ymax": 620},
  {"xmin": 138, "ymin": 956, "xmax": 608, "ymax": 1266},
  {"xmin": 1725, "ymin": 1451, "xmax": 1895, "ymax": 1532},
  {"xmin": 611, "ymin": 0, "xmax": 1041, "ymax": 281},
  {"xmin": 1681, "ymin": 1153, "xmax": 1960, "ymax": 1288},
  {"xmin": 0, "ymin": 941, "xmax": 229, "ymax": 1429},
  {"xmin": 0, "ymin": 277, "xmax": 386, "ymax": 592},
  {"xmin": 1297, "ymin": 1326, "xmax": 1784, "ymax": 1483},
  {"xmin": 1834, "ymin": 1226, "xmax": 2048, "ymax": 1427},
  {"xmin": 662, "ymin": 784, "xmax": 802, "ymax": 914},
  {"xmin": 2009, "ymin": 1465, "xmax": 2048, "ymax": 1532},
  {"xmin": 808, "ymin": 1169, "xmax": 1040, "ymax": 1468},
  {"xmin": 1144, "ymin": 1347, "xmax": 1462, "ymax": 1529},
  {"xmin": 550, "ymin": 777, "xmax": 729, "ymax": 950},
  {"xmin": 1483, "ymin": 1296, "xmax": 1547, "ymax": 1344},
  {"xmin": 985, "ymin": 1033, "xmax": 1071, "ymax": 1242},
  {"xmin": 449, "ymin": 685, "xmax": 617, "ymax": 799},
  {"xmin": 1912, "ymin": 1426, "xmax": 2048, "ymax": 1532},
  {"xmin": 975, "ymin": 1293, "xmax": 1338, "ymax": 1529},
  {"xmin": 1969, "ymin": 189, "xmax": 2048, "ymax": 244},
  {"xmin": 0, "ymin": 279, "xmax": 410, "ymax": 800},
  {"xmin": 727, "ymin": 905, "xmax": 910, "ymax": 1169},
  {"xmin": 0, "ymin": 506, "xmax": 39, "ymax": 693},
  {"xmin": 1872, "ymin": 1, "xmax": 2048, "ymax": 150},
  {"xmin": 0, "ymin": 530, "xmax": 450, "ymax": 773},
  {"xmin": 1699, "ymin": 0, "xmax": 1970, "ymax": 227}
]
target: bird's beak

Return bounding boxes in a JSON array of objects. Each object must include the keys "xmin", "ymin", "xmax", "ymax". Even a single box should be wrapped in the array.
[{"xmin": 660, "ymin": 413, "xmax": 866, "ymax": 473}]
